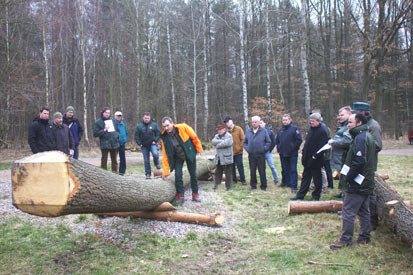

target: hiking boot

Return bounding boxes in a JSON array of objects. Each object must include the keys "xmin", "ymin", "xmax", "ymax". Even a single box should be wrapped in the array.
[
  {"xmin": 357, "ymin": 239, "xmax": 370, "ymax": 245},
  {"xmin": 192, "ymin": 193, "xmax": 201, "ymax": 202},
  {"xmin": 175, "ymin": 193, "xmax": 185, "ymax": 203},
  {"xmin": 213, "ymin": 184, "xmax": 218, "ymax": 190},
  {"xmin": 334, "ymin": 192, "xmax": 343, "ymax": 199},
  {"xmin": 156, "ymin": 164, "xmax": 161, "ymax": 170},
  {"xmin": 330, "ymin": 242, "xmax": 352, "ymax": 250},
  {"xmin": 241, "ymin": 181, "xmax": 247, "ymax": 185},
  {"xmin": 250, "ymin": 186, "xmax": 257, "ymax": 190},
  {"xmin": 290, "ymin": 195, "xmax": 304, "ymax": 200},
  {"xmin": 274, "ymin": 181, "xmax": 279, "ymax": 186},
  {"xmin": 309, "ymin": 197, "xmax": 320, "ymax": 201},
  {"xmin": 145, "ymin": 174, "xmax": 151, "ymax": 179}
]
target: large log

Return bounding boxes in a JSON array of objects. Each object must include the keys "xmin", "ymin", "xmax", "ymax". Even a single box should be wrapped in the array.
[
  {"xmin": 288, "ymin": 200, "xmax": 343, "ymax": 215},
  {"xmin": 11, "ymin": 151, "xmax": 215, "ymax": 217},
  {"xmin": 374, "ymin": 175, "xmax": 413, "ymax": 247}
]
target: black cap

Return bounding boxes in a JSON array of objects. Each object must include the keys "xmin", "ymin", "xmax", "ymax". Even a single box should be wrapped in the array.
[{"xmin": 223, "ymin": 116, "xmax": 232, "ymax": 123}]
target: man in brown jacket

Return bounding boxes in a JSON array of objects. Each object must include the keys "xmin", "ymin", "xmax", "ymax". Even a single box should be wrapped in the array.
[{"xmin": 224, "ymin": 116, "xmax": 246, "ymax": 185}]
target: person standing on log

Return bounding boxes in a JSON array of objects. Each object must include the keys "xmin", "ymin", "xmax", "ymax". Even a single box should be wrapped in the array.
[
  {"xmin": 63, "ymin": 106, "xmax": 83, "ymax": 160},
  {"xmin": 328, "ymin": 106, "xmax": 352, "ymax": 199},
  {"xmin": 135, "ymin": 112, "xmax": 161, "ymax": 179},
  {"xmin": 244, "ymin": 115, "xmax": 271, "ymax": 191},
  {"xmin": 93, "ymin": 107, "xmax": 120, "ymax": 173},
  {"xmin": 276, "ymin": 114, "xmax": 302, "ymax": 193},
  {"xmin": 291, "ymin": 113, "xmax": 329, "ymax": 201},
  {"xmin": 351, "ymin": 101, "xmax": 383, "ymax": 230},
  {"xmin": 211, "ymin": 123, "xmax": 233, "ymax": 191},
  {"xmin": 260, "ymin": 119, "xmax": 279, "ymax": 186},
  {"xmin": 52, "ymin": 112, "xmax": 74, "ymax": 156},
  {"xmin": 160, "ymin": 117, "xmax": 203, "ymax": 203},
  {"xmin": 28, "ymin": 106, "xmax": 57, "ymax": 154},
  {"xmin": 115, "ymin": 111, "xmax": 128, "ymax": 176},
  {"xmin": 330, "ymin": 113, "xmax": 376, "ymax": 249},
  {"xmin": 224, "ymin": 116, "xmax": 246, "ymax": 185}
]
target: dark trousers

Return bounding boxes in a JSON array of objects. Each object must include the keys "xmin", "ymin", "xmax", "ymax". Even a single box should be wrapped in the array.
[
  {"xmin": 324, "ymin": 159, "xmax": 333, "ymax": 188},
  {"xmin": 215, "ymin": 164, "xmax": 232, "ymax": 190},
  {"xmin": 280, "ymin": 156, "xmax": 298, "ymax": 189},
  {"xmin": 73, "ymin": 144, "xmax": 79, "ymax": 160},
  {"xmin": 174, "ymin": 158, "xmax": 198, "ymax": 195},
  {"xmin": 248, "ymin": 154, "xmax": 267, "ymax": 190},
  {"xmin": 232, "ymin": 154, "xmax": 246, "ymax": 183},
  {"xmin": 101, "ymin": 149, "xmax": 118, "ymax": 173},
  {"xmin": 118, "ymin": 144, "xmax": 126, "ymax": 175},
  {"xmin": 296, "ymin": 167, "xmax": 322, "ymax": 199},
  {"xmin": 340, "ymin": 192, "xmax": 371, "ymax": 243}
]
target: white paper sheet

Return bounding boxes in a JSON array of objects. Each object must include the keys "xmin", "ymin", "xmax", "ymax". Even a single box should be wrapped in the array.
[
  {"xmin": 104, "ymin": 119, "xmax": 115, "ymax": 132},
  {"xmin": 316, "ymin": 143, "xmax": 332, "ymax": 154},
  {"xmin": 340, "ymin": 164, "xmax": 350, "ymax": 175}
]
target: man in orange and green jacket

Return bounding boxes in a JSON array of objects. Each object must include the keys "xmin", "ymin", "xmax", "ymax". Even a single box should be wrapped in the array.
[{"xmin": 160, "ymin": 117, "xmax": 203, "ymax": 203}]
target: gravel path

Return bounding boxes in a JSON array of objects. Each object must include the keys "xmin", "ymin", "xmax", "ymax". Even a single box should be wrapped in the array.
[{"xmin": 0, "ymin": 168, "xmax": 235, "ymax": 243}]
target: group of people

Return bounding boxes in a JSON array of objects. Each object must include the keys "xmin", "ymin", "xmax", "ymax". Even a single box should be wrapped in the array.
[{"xmin": 28, "ymin": 101, "xmax": 382, "ymax": 249}]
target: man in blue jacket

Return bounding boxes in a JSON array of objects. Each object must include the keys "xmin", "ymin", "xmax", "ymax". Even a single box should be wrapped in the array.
[
  {"xmin": 63, "ymin": 106, "xmax": 83, "ymax": 159},
  {"xmin": 276, "ymin": 114, "xmax": 302, "ymax": 193},
  {"xmin": 260, "ymin": 119, "xmax": 279, "ymax": 185},
  {"xmin": 244, "ymin": 115, "xmax": 271, "ymax": 191},
  {"xmin": 115, "ymin": 111, "xmax": 128, "ymax": 175}
]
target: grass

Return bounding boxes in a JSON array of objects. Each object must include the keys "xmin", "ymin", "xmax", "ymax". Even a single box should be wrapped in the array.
[
  {"xmin": 0, "ymin": 162, "xmax": 12, "ymax": 170},
  {"xmin": 1, "ymin": 154, "xmax": 413, "ymax": 274}
]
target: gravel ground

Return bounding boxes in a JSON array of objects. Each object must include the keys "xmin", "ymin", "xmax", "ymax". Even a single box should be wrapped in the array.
[{"xmin": 0, "ymin": 169, "xmax": 235, "ymax": 243}]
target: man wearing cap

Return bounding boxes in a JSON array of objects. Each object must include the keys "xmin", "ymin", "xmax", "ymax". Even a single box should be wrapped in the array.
[
  {"xmin": 244, "ymin": 115, "xmax": 271, "ymax": 191},
  {"xmin": 115, "ymin": 111, "xmax": 128, "ymax": 175},
  {"xmin": 211, "ymin": 123, "xmax": 233, "ymax": 191},
  {"xmin": 28, "ymin": 106, "xmax": 57, "ymax": 153},
  {"xmin": 135, "ymin": 112, "xmax": 161, "ymax": 179},
  {"xmin": 93, "ymin": 107, "xmax": 120, "ymax": 173},
  {"xmin": 224, "ymin": 116, "xmax": 246, "ymax": 185},
  {"xmin": 351, "ymin": 101, "xmax": 382, "ymax": 230},
  {"xmin": 260, "ymin": 119, "xmax": 279, "ymax": 186},
  {"xmin": 160, "ymin": 116, "xmax": 203, "ymax": 203},
  {"xmin": 52, "ymin": 112, "xmax": 74, "ymax": 156},
  {"xmin": 291, "ymin": 113, "xmax": 329, "ymax": 201},
  {"xmin": 63, "ymin": 106, "xmax": 83, "ymax": 159},
  {"xmin": 276, "ymin": 114, "xmax": 303, "ymax": 193}
]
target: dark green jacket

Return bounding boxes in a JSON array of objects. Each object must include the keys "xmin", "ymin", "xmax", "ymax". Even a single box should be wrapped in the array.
[
  {"xmin": 340, "ymin": 124, "xmax": 376, "ymax": 196},
  {"xmin": 93, "ymin": 117, "xmax": 120, "ymax": 150},
  {"xmin": 134, "ymin": 120, "xmax": 161, "ymax": 148}
]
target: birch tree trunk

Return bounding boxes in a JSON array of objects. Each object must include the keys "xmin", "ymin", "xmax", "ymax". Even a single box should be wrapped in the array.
[
  {"xmin": 203, "ymin": 2, "xmax": 210, "ymax": 140},
  {"xmin": 41, "ymin": 0, "xmax": 49, "ymax": 107},
  {"xmin": 300, "ymin": 0, "xmax": 311, "ymax": 116},
  {"xmin": 240, "ymin": 0, "xmax": 248, "ymax": 129},
  {"xmin": 166, "ymin": 22, "xmax": 177, "ymax": 122},
  {"xmin": 191, "ymin": 3, "xmax": 198, "ymax": 133},
  {"xmin": 5, "ymin": 3, "xmax": 11, "ymax": 141},
  {"xmin": 133, "ymin": 0, "xmax": 141, "ymax": 117},
  {"xmin": 265, "ymin": 1, "xmax": 272, "ymax": 128}
]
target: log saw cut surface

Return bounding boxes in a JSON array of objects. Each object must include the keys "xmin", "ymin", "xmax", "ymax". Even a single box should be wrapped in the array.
[{"xmin": 11, "ymin": 151, "xmax": 215, "ymax": 217}]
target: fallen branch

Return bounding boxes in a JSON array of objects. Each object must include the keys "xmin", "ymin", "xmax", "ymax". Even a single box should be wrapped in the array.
[{"xmin": 308, "ymin": 261, "xmax": 352, "ymax": 267}]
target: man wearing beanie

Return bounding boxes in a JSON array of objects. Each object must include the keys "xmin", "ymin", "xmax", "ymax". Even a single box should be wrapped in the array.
[
  {"xmin": 28, "ymin": 106, "xmax": 57, "ymax": 153},
  {"xmin": 52, "ymin": 112, "xmax": 74, "ymax": 156},
  {"xmin": 63, "ymin": 106, "xmax": 83, "ymax": 159}
]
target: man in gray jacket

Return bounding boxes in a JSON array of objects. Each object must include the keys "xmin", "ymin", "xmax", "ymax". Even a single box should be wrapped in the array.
[{"xmin": 211, "ymin": 123, "xmax": 234, "ymax": 191}]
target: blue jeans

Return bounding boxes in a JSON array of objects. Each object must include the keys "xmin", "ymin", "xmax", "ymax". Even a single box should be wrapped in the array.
[
  {"xmin": 280, "ymin": 156, "xmax": 298, "ymax": 189},
  {"xmin": 265, "ymin": 152, "xmax": 279, "ymax": 183},
  {"xmin": 118, "ymin": 144, "xmax": 126, "ymax": 175},
  {"xmin": 232, "ymin": 154, "xmax": 246, "ymax": 183},
  {"xmin": 141, "ymin": 144, "xmax": 160, "ymax": 176}
]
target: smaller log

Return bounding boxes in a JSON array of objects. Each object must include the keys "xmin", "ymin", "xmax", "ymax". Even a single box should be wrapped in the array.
[
  {"xmin": 99, "ymin": 211, "xmax": 224, "ymax": 226},
  {"xmin": 288, "ymin": 200, "xmax": 343, "ymax": 215},
  {"xmin": 151, "ymin": 202, "xmax": 176, "ymax": 211},
  {"xmin": 308, "ymin": 261, "xmax": 351, "ymax": 267},
  {"xmin": 377, "ymin": 174, "xmax": 389, "ymax": 180},
  {"xmin": 332, "ymin": 170, "xmax": 340, "ymax": 180}
]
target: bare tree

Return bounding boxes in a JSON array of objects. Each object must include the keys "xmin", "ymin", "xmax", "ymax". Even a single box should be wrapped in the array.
[
  {"xmin": 300, "ymin": 0, "xmax": 311, "ymax": 116},
  {"xmin": 240, "ymin": 0, "xmax": 248, "ymax": 129},
  {"xmin": 41, "ymin": 0, "xmax": 49, "ymax": 106}
]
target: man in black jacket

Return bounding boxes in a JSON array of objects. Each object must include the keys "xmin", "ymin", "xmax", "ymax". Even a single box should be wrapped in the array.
[
  {"xmin": 28, "ymin": 107, "xmax": 57, "ymax": 153},
  {"xmin": 52, "ymin": 112, "xmax": 74, "ymax": 156},
  {"xmin": 291, "ymin": 113, "xmax": 329, "ymax": 201}
]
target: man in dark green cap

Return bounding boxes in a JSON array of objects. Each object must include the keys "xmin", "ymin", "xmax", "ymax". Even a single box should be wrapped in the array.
[{"xmin": 63, "ymin": 106, "xmax": 83, "ymax": 159}]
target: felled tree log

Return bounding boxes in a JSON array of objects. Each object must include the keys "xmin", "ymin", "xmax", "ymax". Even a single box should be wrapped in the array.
[
  {"xmin": 99, "ymin": 210, "xmax": 224, "ymax": 226},
  {"xmin": 288, "ymin": 200, "xmax": 343, "ymax": 215},
  {"xmin": 375, "ymin": 175, "xmax": 413, "ymax": 247},
  {"xmin": 11, "ymin": 151, "xmax": 215, "ymax": 217}
]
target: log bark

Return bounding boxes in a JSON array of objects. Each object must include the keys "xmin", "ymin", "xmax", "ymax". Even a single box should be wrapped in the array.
[
  {"xmin": 374, "ymin": 175, "xmax": 413, "ymax": 247},
  {"xmin": 99, "ymin": 210, "xmax": 224, "ymax": 226},
  {"xmin": 288, "ymin": 200, "xmax": 343, "ymax": 215},
  {"xmin": 11, "ymin": 151, "xmax": 215, "ymax": 217}
]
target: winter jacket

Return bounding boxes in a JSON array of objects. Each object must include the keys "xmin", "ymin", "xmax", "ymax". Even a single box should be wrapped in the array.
[
  {"xmin": 244, "ymin": 126, "xmax": 271, "ymax": 155},
  {"xmin": 341, "ymin": 124, "xmax": 376, "ymax": 196},
  {"xmin": 276, "ymin": 124, "xmax": 302, "ymax": 157},
  {"xmin": 227, "ymin": 125, "xmax": 245, "ymax": 155},
  {"xmin": 63, "ymin": 115, "xmax": 83, "ymax": 146},
  {"xmin": 93, "ymin": 116, "xmax": 120, "ymax": 150},
  {"xmin": 52, "ymin": 123, "xmax": 74, "ymax": 155},
  {"xmin": 366, "ymin": 115, "xmax": 382, "ymax": 152},
  {"xmin": 321, "ymin": 122, "xmax": 332, "ymax": 160},
  {"xmin": 330, "ymin": 120, "xmax": 352, "ymax": 171},
  {"xmin": 135, "ymin": 120, "xmax": 161, "ymax": 148},
  {"xmin": 117, "ymin": 121, "xmax": 128, "ymax": 146},
  {"xmin": 160, "ymin": 124, "xmax": 203, "ymax": 176},
  {"xmin": 211, "ymin": 131, "xmax": 233, "ymax": 166},
  {"xmin": 28, "ymin": 117, "xmax": 57, "ymax": 153},
  {"xmin": 301, "ymin": 123, "xmax": 329, "ymax": 169}
]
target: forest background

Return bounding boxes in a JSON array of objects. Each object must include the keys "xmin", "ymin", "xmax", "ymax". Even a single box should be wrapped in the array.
[{"xmin": 0, "ymin": 0, "xmax": 412, "ymax": 147}]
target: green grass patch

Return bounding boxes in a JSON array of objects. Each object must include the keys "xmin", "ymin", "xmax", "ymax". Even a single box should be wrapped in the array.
[{"xmin": 0, "ymin": 162, "xmax": 12, "ymax": 170}]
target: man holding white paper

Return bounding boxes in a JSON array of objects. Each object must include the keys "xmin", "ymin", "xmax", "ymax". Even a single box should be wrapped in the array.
[{"xmin": 330, "ymin": 113, "xmax": 376, "ymax": 249}]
